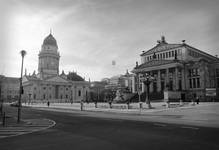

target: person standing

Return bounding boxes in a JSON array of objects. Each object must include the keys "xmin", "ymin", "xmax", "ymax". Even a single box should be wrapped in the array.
[
  {"xmin": 196, "ymin": 96, "xmax": 199, "ymax": 104},
  {"xmin": 47, "ymin": 101, "xmax": 50, "ymax": 107}
]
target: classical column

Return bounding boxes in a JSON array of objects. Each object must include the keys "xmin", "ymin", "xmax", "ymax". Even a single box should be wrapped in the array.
[
  {"xmin": 157, "ymin": 70, "xmax": 161, "ymax": 92},
  {"xmin": 132, "ymin": 76, "xmax": 136, "ymax": 93},
  {"xmin": 181, "ymin": 68, "xmax": 186, "ymax": 90},
  {"xmin": 142, "ymin": 82, "xmax": 145, "ymax": 92},
  {"xmin": 149, "ymin": 72, "xmax": 153, "ymax": 93},
  {"xmin": 165, "ymin": 68, "xmax": 169, "ymax": 89},
  {"xmin": 175, "ymin": 67, "xmax": 179, "ymax": 90}
]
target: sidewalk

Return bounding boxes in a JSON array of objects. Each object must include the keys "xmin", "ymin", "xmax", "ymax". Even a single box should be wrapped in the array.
[
  {"xmin": 24, "ymin": 102, "xmax": 219, "ymax": 128},
  {"xmin": 23, "ymin": 102, "xmax": 175, "ymax": 113},
  {"xmin": 23, "ymin": 101, "xmax": 209, "ymax": 114},
  {"xmin": 0, "ymin": 112, "xmax": 56, "ymax": 139}
]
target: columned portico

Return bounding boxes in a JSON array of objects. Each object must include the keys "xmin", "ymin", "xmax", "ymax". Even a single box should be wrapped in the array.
[
  {"xmin": 132, "ymin": 36, "xmax": 219, "ymax": 101},
  {"xmin": 133, "ymin": 59, "xmax": 185, "ymax": 95}
]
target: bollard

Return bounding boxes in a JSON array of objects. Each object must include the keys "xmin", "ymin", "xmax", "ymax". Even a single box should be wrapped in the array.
[
  {"xmin": 179, "ymin": 99, "xmax": 184, "ymax": 106},
  {"xmin": 95, "ymin": 102, "xmax": 97, "ymax": 108},
  {"xmin": 80, "ymin": 102, "xmax": 84, "ymax": 111},
  {"xmin": 139, "ymin": 102, "xmax": 142, "ymax": 109},
  {"xmin": 127, "ymin": 102, "xmax": 130, "ymax": 109},
  {"xmin": 166, "ymin": 101, "xmax": 170, "ymax": 108},
  {"xmin": 2, "ymin": 112, "xmax": 6, "ymax": 127},
  {"xmin": 109, "ymin": 102, "xmax": 112, "ymax": 109}
]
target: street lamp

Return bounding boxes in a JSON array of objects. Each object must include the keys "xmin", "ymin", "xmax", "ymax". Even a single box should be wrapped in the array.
[
  {"xmin": 17, "ymin": 50, "xmax": 26, "ymax": 123},
  {"xmin": 142, "ymin": 73, "xmax": 154, "ymax": 109},
  {"xmin": 28, "ymin": 93, "xmax": 31, "ymax": 105},
  {"xmin": 0, "ymin": 76, "xmax": 3, "ymax": 114}
]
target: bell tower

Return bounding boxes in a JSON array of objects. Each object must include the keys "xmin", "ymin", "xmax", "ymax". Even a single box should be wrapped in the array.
[{"xmin": 38, "ymin": 33, "xmax": 60, "ymax": 79}]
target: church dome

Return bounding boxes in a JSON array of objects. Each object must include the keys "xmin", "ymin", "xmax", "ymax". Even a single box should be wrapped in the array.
[
  {"xmin": 43, "ymin": 33, "xmax": 58, "ymax": 47},
  {"xmin": 67, "ymin": 72, "xmax": 84, "ymax": 81}
]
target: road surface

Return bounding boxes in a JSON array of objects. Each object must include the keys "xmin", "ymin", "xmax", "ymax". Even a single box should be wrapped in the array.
[{"xmin": 0, "ymin": 106, "xmax": 219, "ymax": 150}]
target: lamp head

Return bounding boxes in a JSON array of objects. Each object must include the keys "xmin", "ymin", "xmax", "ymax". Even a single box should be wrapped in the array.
[{"xmin": 20, "ymin": 50, "xmax": 27, "ymax": 57}]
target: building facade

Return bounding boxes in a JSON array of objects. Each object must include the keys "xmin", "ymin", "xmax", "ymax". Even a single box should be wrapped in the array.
[
  {"xmin": 132, "ymin": 36, "xmax": 219, "ymax": 101},
  {"xmin": 105, "ymin": 70, "xmax": 134, "ymax": 93},
  {"xmin": 22, "ymin": 33, "xmax": 90, "ymax": 103},
  {"xmin": 0, "ymin": 76, "xmax": 19, "ymax": 102}
]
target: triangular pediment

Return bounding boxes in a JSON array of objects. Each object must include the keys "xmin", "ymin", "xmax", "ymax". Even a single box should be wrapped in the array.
[
  {"xmin": 141, "ymin": 43, "xmax": 182, "ymax": 56},
  {"xmin": 133, "ymin": 59, "xmax": 183, "ymax": 70},
  {"xmin": 22, "ymin": 76, "xmax": 29, "ymax": 82},
  {"xmin": 45, "ymin": 76, "xmax": 69, "ymax": 83}
]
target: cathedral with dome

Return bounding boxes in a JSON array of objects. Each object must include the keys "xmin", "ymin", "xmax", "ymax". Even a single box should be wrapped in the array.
[{"xmin": 22, "ymin": 33, "xmax": 90, "ymax": 103}]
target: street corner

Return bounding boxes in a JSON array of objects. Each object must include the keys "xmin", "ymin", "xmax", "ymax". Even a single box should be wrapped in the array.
[{"xmin": 0, "ymin": 118, "xmax": 56, "ymax": 139}]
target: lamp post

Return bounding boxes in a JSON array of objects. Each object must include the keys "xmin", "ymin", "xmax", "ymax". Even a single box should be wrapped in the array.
[
  {"xmin": 17, "ymin": 50, "xmax": 26, "ymax": 123},
  {"xmin": 142, "ymin": 73, "xmax": 154, "ymax": 109},
  {"xmin": 28, "ymin": 93, "xmax": 31, "ymax": 105},
  {"xmin": 137, "ymin": 73, "xmax": 142, "ymax": 110},
  {"xmin": 0, "ymin": 76, "xmax": 3, "ymax": 115}
]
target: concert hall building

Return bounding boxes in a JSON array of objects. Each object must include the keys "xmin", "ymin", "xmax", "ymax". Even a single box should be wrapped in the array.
[{"xmin": 132, "ymin": 36, "xmax": 219, "ymax": 101}]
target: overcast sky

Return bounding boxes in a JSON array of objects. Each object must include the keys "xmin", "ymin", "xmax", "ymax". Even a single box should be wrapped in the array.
[{"xmin": 0, "ymin": 0, "xmax": 219, "ymax": 81}]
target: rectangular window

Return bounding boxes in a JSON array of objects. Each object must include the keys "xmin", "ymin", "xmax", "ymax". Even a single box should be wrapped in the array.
[
  {"xmin": 169, "ymin": 51, "xmax": 171, "ymax": 57},
  {"xmin": 160, "ymin": 53, "xmax": 162, "ymax": 59},
  {"xmin": 163, "ymin": 53, "xmax": 165, "ymax": 58},
  {"xmin": 179, "ymin": 80, "xmax": 182, "ymax": 90},
  {"xmin": 157, "ymin": 54, "xmax": 159, "ymax": 59},
  {"xmin": 189, "ymin": 69, "xmax": 192, "ymax": 77},
  {"xmin": 161, "ymin": 81, "xmax": 165, "ymax": 91},
  {"xmin": 153, "ymin": 82, "xmax": 157, "ymax": 92},
  {"xmin": 166, "ymin": 52, "xmax": 168, "ymax": 58},
  {"xmin": 197, "ymin": 78, "xmax": 200, "ymax": 88},
  {"xmin": 216, "ymin": 69, "xmax": 219, "ymax": 77},
  {"xmin": 189, "ymin": 79, "xmax": 192, "ymax": 88},
  {"xmin": 193, "ymin": 78, "xmax": 196, "ymax": 88},
  {"xmin": 217, "ymin": 79, "xmax": 219, "ymax": 88},
  {"xmin": 169, "ymin": 80, "xmax": 173, "ymax": 90},
  {"xmin": 171, "ymin": 51, "xmax": 174, "ymax": 57}
]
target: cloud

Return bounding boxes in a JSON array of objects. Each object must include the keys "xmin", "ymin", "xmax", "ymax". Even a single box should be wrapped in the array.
[{"xmin": 1, "ymin": 0, "xmax": 219, "ymax": 80}]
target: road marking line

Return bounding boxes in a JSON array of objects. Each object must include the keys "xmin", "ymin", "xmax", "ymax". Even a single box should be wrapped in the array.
[
  {"xmin": 154, "ymin": 123, "xmax": 167, "ymax": 127},
  {"xmin": 181, "ymin": 126, "xmax": 199, "ymax": 130}
]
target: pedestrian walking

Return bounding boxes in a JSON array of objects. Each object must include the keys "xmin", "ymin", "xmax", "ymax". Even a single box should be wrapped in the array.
[
  {"xmin": 47, "ymin": 101, "xmax": 50, "ymax": 107},
  {"xmin": 196, "ymin": 96, "xmax": 199, "ymax": 104}
]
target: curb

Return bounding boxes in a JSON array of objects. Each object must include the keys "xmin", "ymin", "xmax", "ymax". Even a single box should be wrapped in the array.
[{"xmin": 0, "ymin": 118, "xmax": 56, "ymax": 139}]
